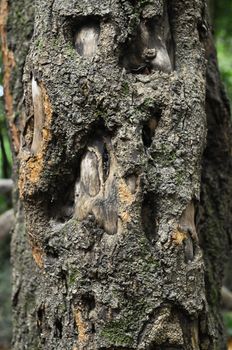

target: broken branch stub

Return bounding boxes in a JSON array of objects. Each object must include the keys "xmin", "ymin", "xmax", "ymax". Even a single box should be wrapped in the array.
[{"xmin": 120, "ymin": 14, "xmax": 173, "ymax": 74}]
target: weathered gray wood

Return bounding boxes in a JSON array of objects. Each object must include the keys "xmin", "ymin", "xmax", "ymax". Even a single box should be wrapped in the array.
[{"xmin": 31, "ymin": 77, "xmax": 45, "ymax": 154}]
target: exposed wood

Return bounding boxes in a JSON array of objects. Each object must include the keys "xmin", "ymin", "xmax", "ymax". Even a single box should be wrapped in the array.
[
  {"xmin": 120, "ymin": 13, "xmax": 173, "ymax": 74},
  {"xmin": 31, "ymin": 77, "xmax": 45, "ymax": 154},
  {"xmin": 74, "ymin": 138, "xmax": 119, "ymax": 234},
  {"xmin": 74, "ymin": 19, "xmax": 100, "ymax": 57}
]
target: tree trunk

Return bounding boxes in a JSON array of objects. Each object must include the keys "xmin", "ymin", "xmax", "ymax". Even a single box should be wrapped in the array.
[{"xmin": 1, "ymin": 0, "xmax": 231, "ymax": 349}]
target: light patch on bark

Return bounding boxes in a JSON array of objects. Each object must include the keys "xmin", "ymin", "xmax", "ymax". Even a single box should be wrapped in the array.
[
  {"xmin": 31, "ymin": 77, "xmax": 45, "ymax": 154},
  {"xmin": 75, "ymin": 24, "xmax": 99, "ymax": 57},
  {"xmin": 118, "ymin": 179, "xmax": 136, "ymax": 206},
  {"xmin": 144, "ymin": 35, "xmax": 172, "ymax": 73},
  {"xmin": 179, "ymin": 201, "xmax": 197, "ymax": 240},
  {"xmin": 74, "ymin": 310, "xmax": 88, "ymax": 344},
  {"xmin": 74, "ymin": 138, "xmax": 139, "ymax": 234},
  {"xmin": 32, "ymin": 245, "xmax": 44, "ymax": 269},
  {"xmin": 81, "ymin": 151, "xmax": 100, "ymax": 197},
  {"xmin": 120, "ymin": 211, "xmax": 131, "ymax": 223},
  {"xmin": 125, "ymin": 174, "xmax": 137, "ymax": 194},
  {"xmin": 18, "ymin": 83, "xmax": 52, "ymax": 197},
  {"xmin": 173, "ymin": 201, "xmax": 198, "ymax": 262},
  {"xmin": 172, "ymin": 228, "xmax": 187, "ymax": 245},
  {"xmin": 74, "ymin": 138, "xmax": 118, "ymax": 234},
  {"xmin": 191, "ymin": 320, "xmax": 200, "ymax": 350},
  {"xmin": 139, "ymin": 307, "xmax": 184, "ymax": 348}
]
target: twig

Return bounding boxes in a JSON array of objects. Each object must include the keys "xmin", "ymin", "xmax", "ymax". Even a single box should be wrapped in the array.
[
  {"xmin": 0, "ymin": 179, "xmax": 13, "ymax": 194},
  {"xmin": 0, "ymin": 209, "xmax": 14, "ymax": 239}
]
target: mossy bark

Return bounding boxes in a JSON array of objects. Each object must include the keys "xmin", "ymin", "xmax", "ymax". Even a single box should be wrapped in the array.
[{"xmin": 1, "ymin": 0, "xmax": 232, "ymax": 349}]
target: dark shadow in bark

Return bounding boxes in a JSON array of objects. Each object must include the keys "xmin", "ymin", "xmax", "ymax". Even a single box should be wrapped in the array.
[
  {"xmin": 81, "ymin": 293, "xmax": 96, "ymax": 313},
  {"xmin": 54, "ymin": 318, "xmax": 63, "ymax": 338},
  {"xmin": 102, "ymin": 142, "xmax": 110, "ymax": 182},
  {"xmin": 58, "ymin": 269, "xmax": 68, "ymax": 294},
  {"xmin": 46, "ymin": 246, "xmax": 59, "ymax": 259},
  {"xmin": 142, "ymin": 108, "xmax": 161, "ymax": 148},
  {"xmin": 197, "ymin": 6, "xmax": 209, "ymax": 43},
  {"xmin": 48, "ymin": 118, "xmax": 114, "ymax": 225},
  {"xmin": 49, "ymin": 181, "xmax": 76, "ymax": 223},
  {"xmin": 166, "ymin": 0, "xmax": 176, "ymax": 69},
  {"xmin": 141, "ymin": 192, "xmax": 157, "ymax": 243},
  {"xmin": 37, "ymin": 304, "xmax": 45, "ymax": 336}
]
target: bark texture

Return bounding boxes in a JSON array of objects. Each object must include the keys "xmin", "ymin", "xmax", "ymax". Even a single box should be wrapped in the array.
[
  {"xmin": 198, "ymin": 26, "xmax": 232, "ymax": 348},
  {"xmin": 1, "ymin": 0, "xmax": 231, "ymax": 349}
]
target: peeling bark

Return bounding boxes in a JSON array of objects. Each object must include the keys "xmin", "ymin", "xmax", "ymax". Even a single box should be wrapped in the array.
[{"xmin": 1, "ymin": 0, "xmax": 232, "ymax": 349}]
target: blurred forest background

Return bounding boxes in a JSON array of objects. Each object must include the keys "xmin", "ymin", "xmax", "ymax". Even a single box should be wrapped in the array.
[{"xmin": 0, "ymin": 1, "xmax": 232, "ymax": 349}]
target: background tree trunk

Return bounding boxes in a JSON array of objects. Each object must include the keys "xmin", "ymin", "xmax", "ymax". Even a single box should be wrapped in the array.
[{"xmin": 1, "ymin": 0, "xmax": 231, "ymax": 349}]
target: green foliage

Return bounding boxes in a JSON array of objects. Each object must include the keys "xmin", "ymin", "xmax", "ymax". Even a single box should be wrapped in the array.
[
  {"xmin": 214, "ymin": 1, "xmax": 232, "ymax": 104},
  {"xmin": 223, "ymin": 312, "xmax": 232, "ymax": 337},
  {"xmin": 0, "ymin": 51, "xmax": 12, "ymax": 215},
  {"xmin": 213, "ymin": 0, "xmax": 232, "ymax": 334},
  {"xmin": 216, "ymin": 34, "xmax": 232, "ymax": 102},
  {"xmin": 0, "ymin": 53, "xmax": 12, "ymax": 349},
  {"xmin": 0, "ymin": 100, "xmax": 12, "ymax": 214},
  {"xmin": 0, "ymin": 53, "xmax": 12, "ymax": 177},
  {"xmin": 0, "ymin": 111, "xmax": 12, "ymax": 175}
]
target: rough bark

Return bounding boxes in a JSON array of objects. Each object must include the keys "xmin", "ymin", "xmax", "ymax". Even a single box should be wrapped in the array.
[
  {"xmin": 198, "ymin": 24, "xmax": 232, "ymax": 348},
  {"xmin": 1, "ymin": 0, "xmax": 232, "ymax": 349}
]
